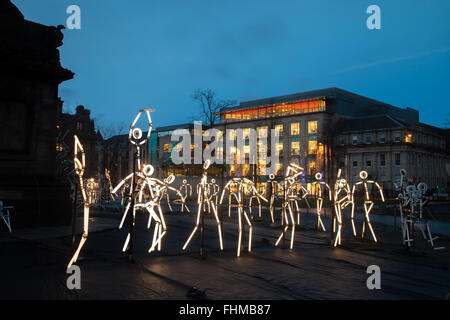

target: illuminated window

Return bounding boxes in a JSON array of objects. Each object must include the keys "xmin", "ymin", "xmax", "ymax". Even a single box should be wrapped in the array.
[
  {"xmin": 308, "ymin": 121, "xmax": 318, "ymax": 134},
  {"xmin": 257, "ymin": 126, "xmax": 268, "ymax": 138},
  {"xmin": 276, "ymin": 140, "xmax": 283, "ymax": 156},
  {"xmin": 290, "ymin": 138, "xmax": 300, "ymax": 156},
  {"xmin": 229, "ymin": 129, "xmax": 237, "ymax": 140},
  {"xmin": 163, "ymin": 144, "xmax": 169, "ymax": 152},
  {"xmin": 275, "ymin": 162, "xmax": 283, "ymax": 176},
  {"xmin": 56, "ymin": 143, "xmax": 63, "ymax": 152},
  {"xmin": 274, "ymin": 124, "xmax": 283, "ymax": 136},
  {"xmin": 308, "ymin": 138, "xmax": 317, "ymax": 154},
  {"xmin": 290, "ymin": 122, "xmax": 300, "ymax": 135},
  {"xmin": 405, "ymin": 133, "xmax": 412, "ymax": 143},
  {"xmin": 243, "ymin": 128, "xmax": 251, "ymax": 140},
  {"xmin": 308, "ymin": 160, "xmax": 316, "ymax": 175},
  {"xmin": 76, "ymin": 122, "xmax": 83, "ymax": 131}
]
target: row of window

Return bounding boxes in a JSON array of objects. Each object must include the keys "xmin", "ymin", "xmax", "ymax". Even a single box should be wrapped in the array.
[
  {"xmin": 340, "ymin": 131, "xmax": 443, "ymax": 147},
  {"xmin": 347, "ymin": 153, "xmax": 401, "ymax": 168}
]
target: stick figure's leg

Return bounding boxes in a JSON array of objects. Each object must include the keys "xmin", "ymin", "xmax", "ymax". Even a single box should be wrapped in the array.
[
  {"xmin": 210, "ymin": 201, "xmax": 223, "ymax": 250},
  {"xmin": 67, "ymin": 205, "xmax": 90, "ymax": 269},
  {"xmin": 317, "ymin": 198, "xmax": 326, "ymax": 232},
  {"xmin": 182, "ymin": 202, "xmax": 202, "ymax": 250},
  {"xmin": 237, "ymin": 206, "xmax": 243, "ymax": 257},
  {"xmin": 243, "ymin": 209, "xmax": 252, "ymax": 253},
  {"xmin": 228, "ymin": 194, "xmax": 232, "ymax": 217},
  {"xmin": 350, "ymin": 201, "xmax": 356, "ymax": 237},
  {"xmin": 119, "ymin": 200, "xmax": 131, "ymax": 229},
  {"xmin": 364, "ymin": 202, "xmax": 377, "ymax": 242},
  {"xmin": 295, "ymin": 200, "xmax": 300, "ymax": 225},
  {"xmin": 288, "ymin": 203, "xmax": 296, "ymax": 249}
]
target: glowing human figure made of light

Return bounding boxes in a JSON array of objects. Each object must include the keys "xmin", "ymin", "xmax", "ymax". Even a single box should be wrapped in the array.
[
  {"xmin": 111, "ymin": 108, "xmax": 154, "ymax": 253},
  {"xmin": 224, "ymin": 179, "xmax": 240, "ymax": 218},
  {"xmin": 274, "ymin": 163, "xmax": 304, "ymax": 250},
  {"xmin": 332, "ymin": 169, "xmax": 353, "ymax": 247},
  {"xmin": 67, "ymin": 135, "xmax": 90, "ymax": 270},
  {"xmin": 177, "ymin": 179, "xmax": 192, "ymax": 213},
  {"xmin": 209, "ymin": 178, "xmax": 220, "ymax": 210},
  {"xmin": 311, "ymin": 172, "xmax": 331, "ymax": 232},
  {"xmin": 220, "ymin": 177, "xmax": 267, "ymax": 257},
  {"xmin": 249, "ymin": 183, "xmax": 266, "ymax": 219},
  {"xmin": 289, "ymin": 178, "xmax": 310, "ymax": 226},
  {"xmin": 268, "ymin": 174, "xmax": 282, "ymax": 224},
  {"xmin": 182, "ymin": 160, "xmax": 224, "ymax": 252},
  {"xmin": 136, "ymin": 165, "xmax": 182, "ymax": 253},
  {"xmin": 352, "ymin": 170, "xmax": 384, "ymax": 243}
]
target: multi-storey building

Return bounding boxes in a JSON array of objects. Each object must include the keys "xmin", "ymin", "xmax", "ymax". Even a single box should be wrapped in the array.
[{"xmin": 214, "ymin": 88, "xmax": 446, "ymax": 193}]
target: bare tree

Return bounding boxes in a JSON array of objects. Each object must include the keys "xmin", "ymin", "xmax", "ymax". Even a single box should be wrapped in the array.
[
  {"xmin": 191, "ymin": 89, "xmax": 236, "ymax": 126},
  {"xmin": 95, "ymin": 116, "xmax": 128, "ymax": 140}
]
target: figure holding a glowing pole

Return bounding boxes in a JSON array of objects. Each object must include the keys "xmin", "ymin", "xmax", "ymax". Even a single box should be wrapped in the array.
[
  {"xmin": 352, "ymin": 170, "xmax": 384, "ymax": 242},
  {"xmin": 111, "ymin": 108, "xmax": 154, "ymax": 256},
  {"xmin": 182, "ymin": 160, "xmax": 224, "ymax": 254},
  {"xmin": 174, "ymin": 179, "xmax": 192, "ymax": 213},
  {"xmin": 220, "ymin": 177, "xmax": 267, "ymax": 257},
  {"xmin": 67, "ymin": 135, "xmax": 90, "ymax": 270}
]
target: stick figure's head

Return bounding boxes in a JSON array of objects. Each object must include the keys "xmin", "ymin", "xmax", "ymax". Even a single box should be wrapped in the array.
[
  {"xmin": 129, "ymin": 108, "xmax": 154, "ymax": 146},
  {"xmin": 211, "ymin": 178, "xmax": 215, "ymax": 184},
  {"xmin": 269, "ymin": 174, "xmax": 275, "ymax": 180},
  {"xmin": 417, "ymin": 182, "xmax": 428, "ymax": 194},
  {"xmin": 165, "ymin": 174, "xmax": 175, "ymax": 184},
  {"xmin": 142, "ymin": 164, "xmax": 154, "ymax": 177},
  {"xmin": 338, "ymin": 179, "xmax": 347, "ymax": 188},
  {"xmin": 400, "ymin": 168, "xmax": 407, "ymax": 177},
  {"xmin": 315, "ymin": 172, "xmax": 322, "ymax": 180},
  {"xmin": 203, "ymin": 159, "xmax": 211, "ymax": 170},
  {"xmin": 359, "ymin": 170, "xmax": 368, "ymax": 180},
  {"xmin": 182, "ymin": 179, "xmax": 187, "ymax": 184}
]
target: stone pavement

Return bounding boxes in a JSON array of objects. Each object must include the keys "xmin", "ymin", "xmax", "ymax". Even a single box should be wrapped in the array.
[{"xmin": 0, "ymin": 206, "xmax": 449, "ymax": 300}]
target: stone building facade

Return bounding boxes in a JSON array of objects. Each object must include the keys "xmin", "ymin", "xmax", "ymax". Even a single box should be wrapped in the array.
[{"xmin": 0, "ymin": 1, "xmax": 74, "ymax": 226}]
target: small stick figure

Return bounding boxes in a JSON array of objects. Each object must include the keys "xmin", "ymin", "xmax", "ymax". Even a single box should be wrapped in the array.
[{"xmin": 332, "ymin": 169, "xmax": 353, "ymax": 247}]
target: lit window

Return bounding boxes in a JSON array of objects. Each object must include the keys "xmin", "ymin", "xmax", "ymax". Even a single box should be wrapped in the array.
[
  {"xmin": 308, "ymin": 139, "xmax": 317, "ymax": 154},
  {"xmin": 163, "ymin": 144, "xmax": 169, "ymax": 152},
  {"xmin": 275, "ymin": 162, "xmax": 283, "ymax": 176},
  {"xmin": 405, "ymin": 133, "xmax": 412, "ymax": 143},
  {"xmin": 274, "ymin": 124, "xmax": 283, "ymax": 136},
  {"xmin": 308, "ymin": 121, "xmax": 318, "ymax": 134},
  {"xmin": 290, "ymin": 138, "xmax": 300, "ymax": 156},
  {"xmin": 308, "ymin": 161, "xmax": 316, "ymax": 175},
  {"xmin": 290, "ymin": 122, "xmax": 300, "ymax": 135},
  {"xmin": 229, "ymin": 129, "xmax": 237, "ymax": 140},
  {"xmin": 257, "ymin": 126, "xmax": 268, "ymax": 138},
  {"xmin": 243, "ymin": 128, "xmax": 251, "ymax": 140},
  {"xmin": 76, "ymin": 122, "xmax": 83, "ymax": 131},
  {"xmin": 276, "ymin": 141, "xmax": 283, "ymax": 156},
  {"xmin": 56, "ymin": 143, "xmax": 63, "ymax": 152}
]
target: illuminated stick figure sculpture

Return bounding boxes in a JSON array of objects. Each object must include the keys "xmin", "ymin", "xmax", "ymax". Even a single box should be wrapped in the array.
[
  {"xmin": 352, "ymin": 170, "xmax": 384, "ymax": 242},
  {"xmin": 310, "ymin": 172, "xmax": 331, "ymax": 232},
  {"xmin": 224, "ymin": 180, "xmax": 240, "ymax": 218},
  {"xmin": 182, "ymin": 160, "xmax": 224, "ymax": 254},
  {"xmin": 274, "ymin": 163, "xmax": 304, "ymax": 250},
  {"xmin": 289, "ymin": 179, "xmax": 310, "ymax": 226},
  {"xmin": 111, "ymin": 108, "xmax": 154, "ymax": 256},
  {"xmin": 220, "ymin": 177, "xmax": 267, "ymax": 256},
  {"xmin": 67, "ymin": 135, "xmax": 90, "ymax": 270},
  {"xmin": 249, "ymin": 183, "xmax": 266, "ymax": 219},
  {"xmin": 209, "ymin": 178, "xmax": 220, "ymax": 210},
  {"xmin": 136, "ymin": 166, "xmax": 182, "ymax": 253},
  {"xmin": 332, "ymin": 169, "xmax": 353, "ymax": 247},
  {"xmin": 268, "ymin": 174, "xmax": 282, "ymax": 224},
  {"xmin": 396, "ymin": 170, "xmax": 444, "ymax": 250},
  {"xmin": 174, "ymin": 179, "xmax": 192, "ymax": 213}
]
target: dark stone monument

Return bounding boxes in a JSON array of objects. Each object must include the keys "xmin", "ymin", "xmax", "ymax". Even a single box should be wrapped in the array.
[{"xmin": 0, "ymin": 1, "xmax": 75, "ymax": 227}]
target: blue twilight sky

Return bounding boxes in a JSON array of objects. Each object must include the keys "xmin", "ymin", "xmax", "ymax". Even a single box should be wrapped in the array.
[{"xmin": 13, "ymin": 0, "xmax": 450, "ymax": 130}]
